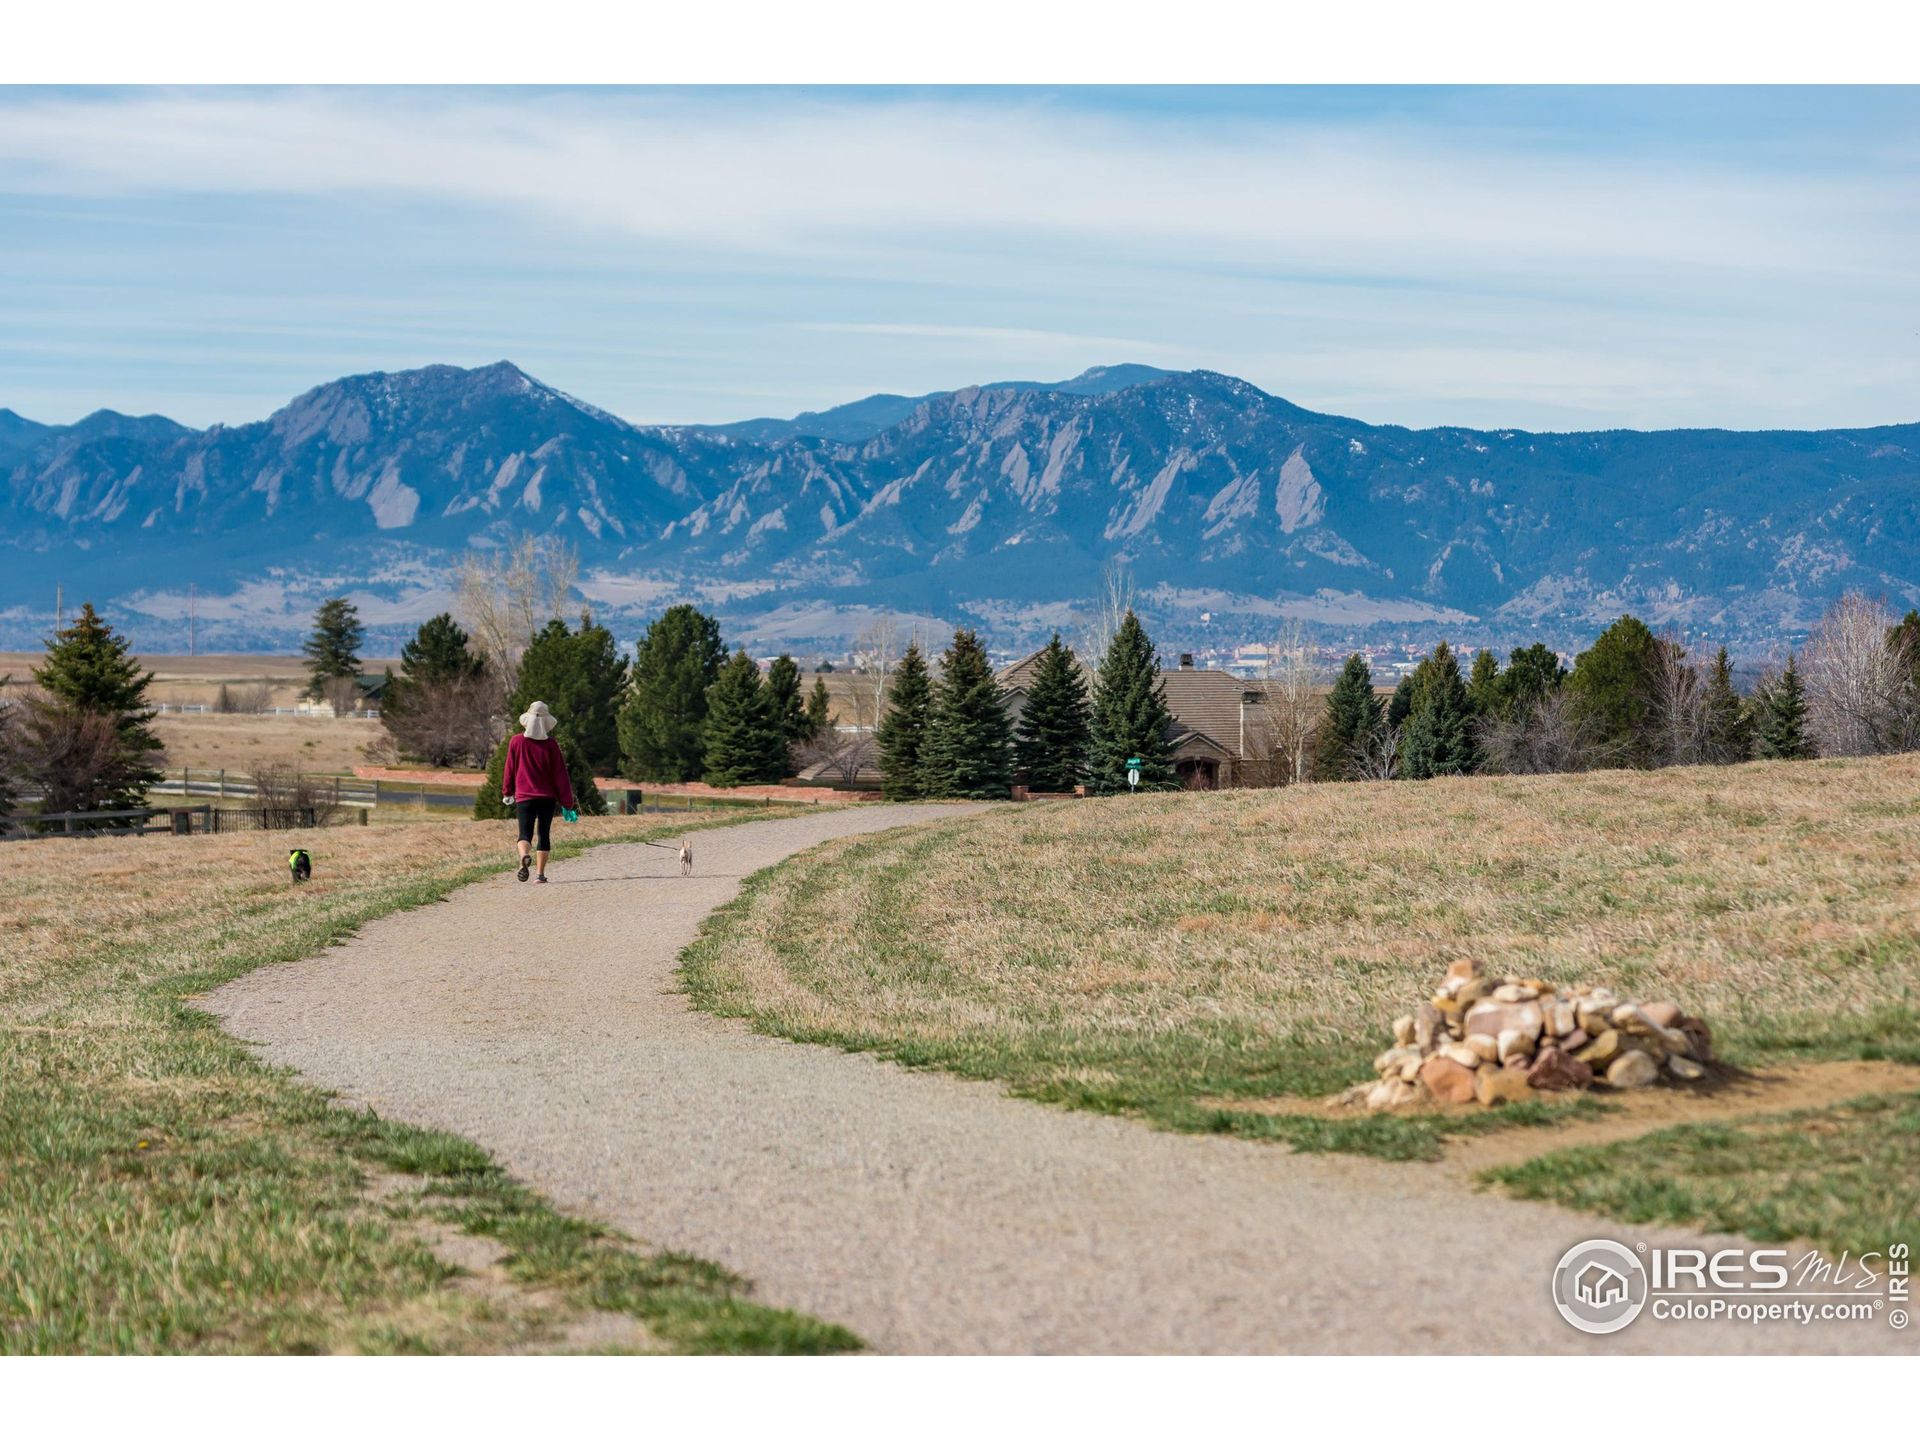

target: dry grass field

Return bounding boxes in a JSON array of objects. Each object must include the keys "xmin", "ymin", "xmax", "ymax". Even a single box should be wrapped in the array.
[
  {"xmin": 0, "ymin": 813, "xmax": 856, "ymax": 1355},
  {"xmin": 0, "ymin": 651, "xmax": 403, "ymax": 710},
  {"xmin": 686, "ymin": 755, "xmax": 1920, "ymax": 1164},
  {"xmin": 151, "ymin": 712, "xmax": 387, "ymax": 774}
]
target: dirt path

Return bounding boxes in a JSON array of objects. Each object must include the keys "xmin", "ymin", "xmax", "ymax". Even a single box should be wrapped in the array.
[{"xmin": 204, "ymin": 807, "xmax": 1912, "ymax": 1354}]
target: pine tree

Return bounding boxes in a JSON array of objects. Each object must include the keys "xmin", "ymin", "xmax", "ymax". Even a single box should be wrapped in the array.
[
  {"xmin": 475, "ymin": 737, "xmax": 512, "ymax": 819},
  {"xmin": 1500, "ymin": 642, "xmax": 1567, "ymax": 719},
  {"xmin": 1386, "ymin": 675, "xmax": 1417, "ymax": 730},
  {"xmin": 802, "ymin": 677, "xmax": 832, "ymax": 741},
  {"xmin": 1014, "ymin": 633, "xmax": 1091, "ymax": 792},
  {"xmin": 766, "ymin": 654, "xmax": 806, "ymax": 764},
  {"xmin": 702, "ymin": 650, "xmax": 785, "ymax": 787},
  {"xmin": 508, "ymin": 616, "xmax": 628, "ymax": 776},
  {"xmin": 1568, "ymin": 614, "xmax": 1660, "ymax": 765},
  {"xmin": 1702, "ymin": 645, "xmax": 1751, "ymax": 762},
  {"xmin": 620, "ymin": 605, "xmax": 726, "ymax": 782},
  {"xmin": 1400, "ymin": 641, "xmax": 1478, "ymax": 779},
  {"xmin": 1087, "ymin": 610, "xmax": 1177, "ymax": 794},
  {"xmin": 301, "ymin": 597, "xmax": 364, "ymax": 699},
  {"xmin": 34, "ymin": 603, "xmax": 164, "ymax": 810},
  {"xmin": 1313, "ymin": 653, "xmax": 1384, "ymax": 780},
  {"xmin": 922, "ymin": 629, "xmax": 1015, "ymax": 799},
  {"xmin": 1753, "ymin": 655, "xmax": 1814, "ymax": 760},
  {"xmin": 876, "ymin": 642, "xmax": 933, "ymax": 800},
  {"xmin": 1466, "ymin": 649, "xmax": 1502, "ymax": 715},
  {"xmin": 401, "ymin": 613, "xmax": 485, "ymax": 685}
]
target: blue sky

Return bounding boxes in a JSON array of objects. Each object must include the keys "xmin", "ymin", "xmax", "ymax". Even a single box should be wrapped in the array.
[{"xmin": 2, "ymin": 85, "xmax": 1917, "ymax": 432}]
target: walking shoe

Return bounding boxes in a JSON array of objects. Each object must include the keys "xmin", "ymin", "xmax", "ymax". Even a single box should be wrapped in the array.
[
  {"xmin": 536, "ymin": 873, "xmax": 548, "ymax": 883},
  {"xmin": 518, "ymin": 856, "xmax": 531, "ymax": 882}
]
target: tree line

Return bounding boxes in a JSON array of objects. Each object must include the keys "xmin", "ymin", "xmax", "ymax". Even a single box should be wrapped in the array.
[
  {"xmin": 1308, "ymin": 593, "xmax": 1920, "ymax": 783},
  {"xmin": 366, "ymin": 600, "xmax": 836, "ymax": 817},
  {"xmin": 873, "ymin": 611, "xmax": 1188, "ymax": 798}
]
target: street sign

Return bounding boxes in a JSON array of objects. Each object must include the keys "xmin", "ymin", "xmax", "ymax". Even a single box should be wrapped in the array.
[
  {"xmin": 1127, "ymin": 766, "xmax": 1141, "ymax": 791},
  {"xmin": 1126, "ymin": 757, "xmax": 1142, "ymax": 769}
]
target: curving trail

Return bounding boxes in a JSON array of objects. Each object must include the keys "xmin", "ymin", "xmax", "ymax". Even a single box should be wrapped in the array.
[{"xmin": 204, "ymin": 807, "xmax": 1910, "ymax": 1354}]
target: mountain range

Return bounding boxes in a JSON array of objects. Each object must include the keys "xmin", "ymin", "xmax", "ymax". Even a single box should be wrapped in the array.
[{"xmin": 4, "ymin": 360, "xmax": 1918, "ymax": 657}]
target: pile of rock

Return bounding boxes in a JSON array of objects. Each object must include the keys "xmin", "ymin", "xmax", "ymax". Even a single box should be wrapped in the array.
[{"xmin": 1357, "ymin": 959, "xmax": 1713, "ymax": 1111}]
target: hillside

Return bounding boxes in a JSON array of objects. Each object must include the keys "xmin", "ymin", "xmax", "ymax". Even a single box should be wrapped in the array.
[{"xmin": 5, "ymin": 361, "xmax": 1918, "ymax": 653}]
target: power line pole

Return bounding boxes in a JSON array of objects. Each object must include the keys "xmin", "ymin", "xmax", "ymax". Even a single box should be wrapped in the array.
[{"xmin": 54, "ymin": 583, "xmax": 63, "ymax": 631}]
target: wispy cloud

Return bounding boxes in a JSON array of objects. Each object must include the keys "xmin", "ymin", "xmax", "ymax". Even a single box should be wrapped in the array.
[{"xmin": 0, "ymin": 87, "xmax": 1916, "ymax": 430}]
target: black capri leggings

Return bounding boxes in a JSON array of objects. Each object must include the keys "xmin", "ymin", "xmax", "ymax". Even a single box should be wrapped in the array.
[{"xmin": 516, "ymin": 797, "xmax": 557, "ymax": 852}]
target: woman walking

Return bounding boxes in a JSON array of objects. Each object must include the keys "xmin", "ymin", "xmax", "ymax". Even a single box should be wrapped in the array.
[{"xmin": 502, "ymin": 700, "xmax": 577, "ymax": 883}]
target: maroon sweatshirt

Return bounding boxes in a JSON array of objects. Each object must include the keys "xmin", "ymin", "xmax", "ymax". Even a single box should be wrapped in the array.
[{"xmin": 502, "ymin": 733, "xmax": 577, "ymax": 809}]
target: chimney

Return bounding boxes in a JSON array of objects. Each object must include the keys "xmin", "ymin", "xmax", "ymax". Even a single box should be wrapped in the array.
[{"xmin": 1179, "ymin": 653, "xmax": 1194, "ymax": 669}]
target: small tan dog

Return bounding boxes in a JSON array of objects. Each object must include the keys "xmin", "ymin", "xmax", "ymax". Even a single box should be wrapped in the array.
[{"xmin": 678, "ymin": 840, "xmax": 694, "ymax": 876}]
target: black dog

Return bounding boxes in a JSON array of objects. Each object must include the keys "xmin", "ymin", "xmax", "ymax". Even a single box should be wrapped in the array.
[{"xmin": 288, "ymin": 848, "xmax": 312, "ymax": 884}]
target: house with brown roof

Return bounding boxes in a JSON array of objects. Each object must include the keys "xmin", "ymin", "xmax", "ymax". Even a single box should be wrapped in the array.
[{"xmin": 998, "ymin": 647, "xmax": 1271, "ymax": 790}]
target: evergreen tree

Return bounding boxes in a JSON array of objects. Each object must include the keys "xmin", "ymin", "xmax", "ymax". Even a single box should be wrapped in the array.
[
  {"xmin": 34, "ymin": 603, "xmax": 164, "ymax": 810},
  {"xmin": 386, "ymin": 612, "xmax": 487, "ymax": 725},
  {"xmin": 766, "ymin": 654, "xmax": 807, "ymax": 764},
  {"xmin": 508, "ymin": 616, "xmax": 628, "ymax": 776},
  {"xmin": 876, "ymin": 642, "xmax": 933, "ymax": 800},
  {"xmin": 1386, "ymin": 674, "xmax": 1418, "ymax": 730},
  {"xmin": 1313, "ymin": 653, "xmax": 1384, "ymax": 780},
  {"xmin": 1466, "ymin": 649, "xmax": 1502, "ymax": 715},
  {"xmin": 473, "ymin": 730, "xmax": 606, "ymax": 818},
  {"xmin": 400, "ymin": 613, "xmax": 485, "ymax": 685},
  {"xmin": 1087, "ymin": 610, "xmax": 1177, "ymax": 794},
  {"xmin": 1500, "ymin": 642, "xmax": 1568, "ymax": 719},
  {"xmin": 922, "ymin": 629, "xmax": 1015, "ymax": 799},
  {"xmin": 1568, "ymin": 614, "xmax": 1660, "ymax": 765},
  {"xmin": 1014, "ymin": 633, "xmax": 1091, "ymax": 792},
  {"xmin": 1400, "ymin": 641, "xmax": 1478, "ymax": 779},
  {"xmin": 802, "ymin": 677, "xmax": 832, "ymax": 741},
  {"xmin": 1753, "ymin": 655, "xmax": 1814, "ymax": 760},
  {"xmin": 1702, "ymin": 645, "xmax": 1751, "ymax": 762},
  {"xmin": 475, "ymin": 736, "xmax": 512, "ymax": 819},
  {"xmin": 702, "ymin": 650, "xmax": 786, "ymax": 787},
  {"xmin": 620, "ymin": 604, "xmax": 726, "ymax": 782},
  {"xmin": 301, "ymin": 597, "xmax": 364, "ymax": 699}
]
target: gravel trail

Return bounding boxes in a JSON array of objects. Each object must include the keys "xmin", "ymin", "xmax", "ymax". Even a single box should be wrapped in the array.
[{"xmin": 204, "ymin": 806, "xmax": 1909, "ymax": 1354}]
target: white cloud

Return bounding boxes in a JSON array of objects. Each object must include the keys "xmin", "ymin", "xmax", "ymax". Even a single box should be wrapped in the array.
[{"xmin": 0, "ymin": 89, "xmax": 1909, "ymax": 283}]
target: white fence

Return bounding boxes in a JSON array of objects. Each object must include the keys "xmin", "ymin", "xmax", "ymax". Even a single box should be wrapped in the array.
[{"xmin": 150, "ymin": 702, "xmax": 381, "ymax": 719}]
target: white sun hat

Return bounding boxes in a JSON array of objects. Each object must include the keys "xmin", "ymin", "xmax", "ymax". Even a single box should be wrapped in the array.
[{"xmin": 519, "ymin": 700, "xmax": 557, "ymax": 741}]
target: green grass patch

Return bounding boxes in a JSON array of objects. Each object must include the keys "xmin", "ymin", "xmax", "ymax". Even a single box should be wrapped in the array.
[
  {"xmin": 680, "ymin": 764, "xmax": 1920, "ymax": 1161},
  {"xmin": 1481, "ymin": 1091, "xmax": 1920, "ymax": 1258},
  {"xmin": 1, "ymin": 811, "xmax": 858, "ymax": 1355}
]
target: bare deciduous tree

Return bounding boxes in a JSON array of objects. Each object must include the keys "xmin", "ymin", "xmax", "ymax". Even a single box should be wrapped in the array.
[
  {"xmin": 1649, "ymin": 633, "xmax": 1711, "ymax": 767},
  {"xmin": 1477, "ymin": 689, "xmax": 1612, "ymax": 775},
  {"xmin": 456, "ymin": 534, "xmax": 581, "ymax": 680},
  {"xmin": 8, "ymin": 691, "xmax": 138, "ymax": 815},
  {"xmin": 845, "ymin": 614, "xmax": 898, "ymax": 731},
  {"xmin": 1077, "ymin": 558, "xmax": 1138, "ymax": 664},
  {"xmin": 1258, "ymin": 620, "xmax": 1319, "ymax": 786},
  {"xmin": 796, "ymin": 728, "xmax": 877, "ymax": 787},
  {"xmin": 1349, "ymin": 720, "xmax": 1401, "ymax": 781},
  {"xmin": 213, "ymin": 681, "xmax": 272, "ymax": 715},
  {"xmin": 251, "ymin": 764, "xmax": 345, "ymax": 829},
  {"xmin": 1802, "ymin": 592, "xmax": 1917, "ymax": 757},
  {"xmin": 380, "ymin": 671, "xmax": 507, "ymax": 769}
]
